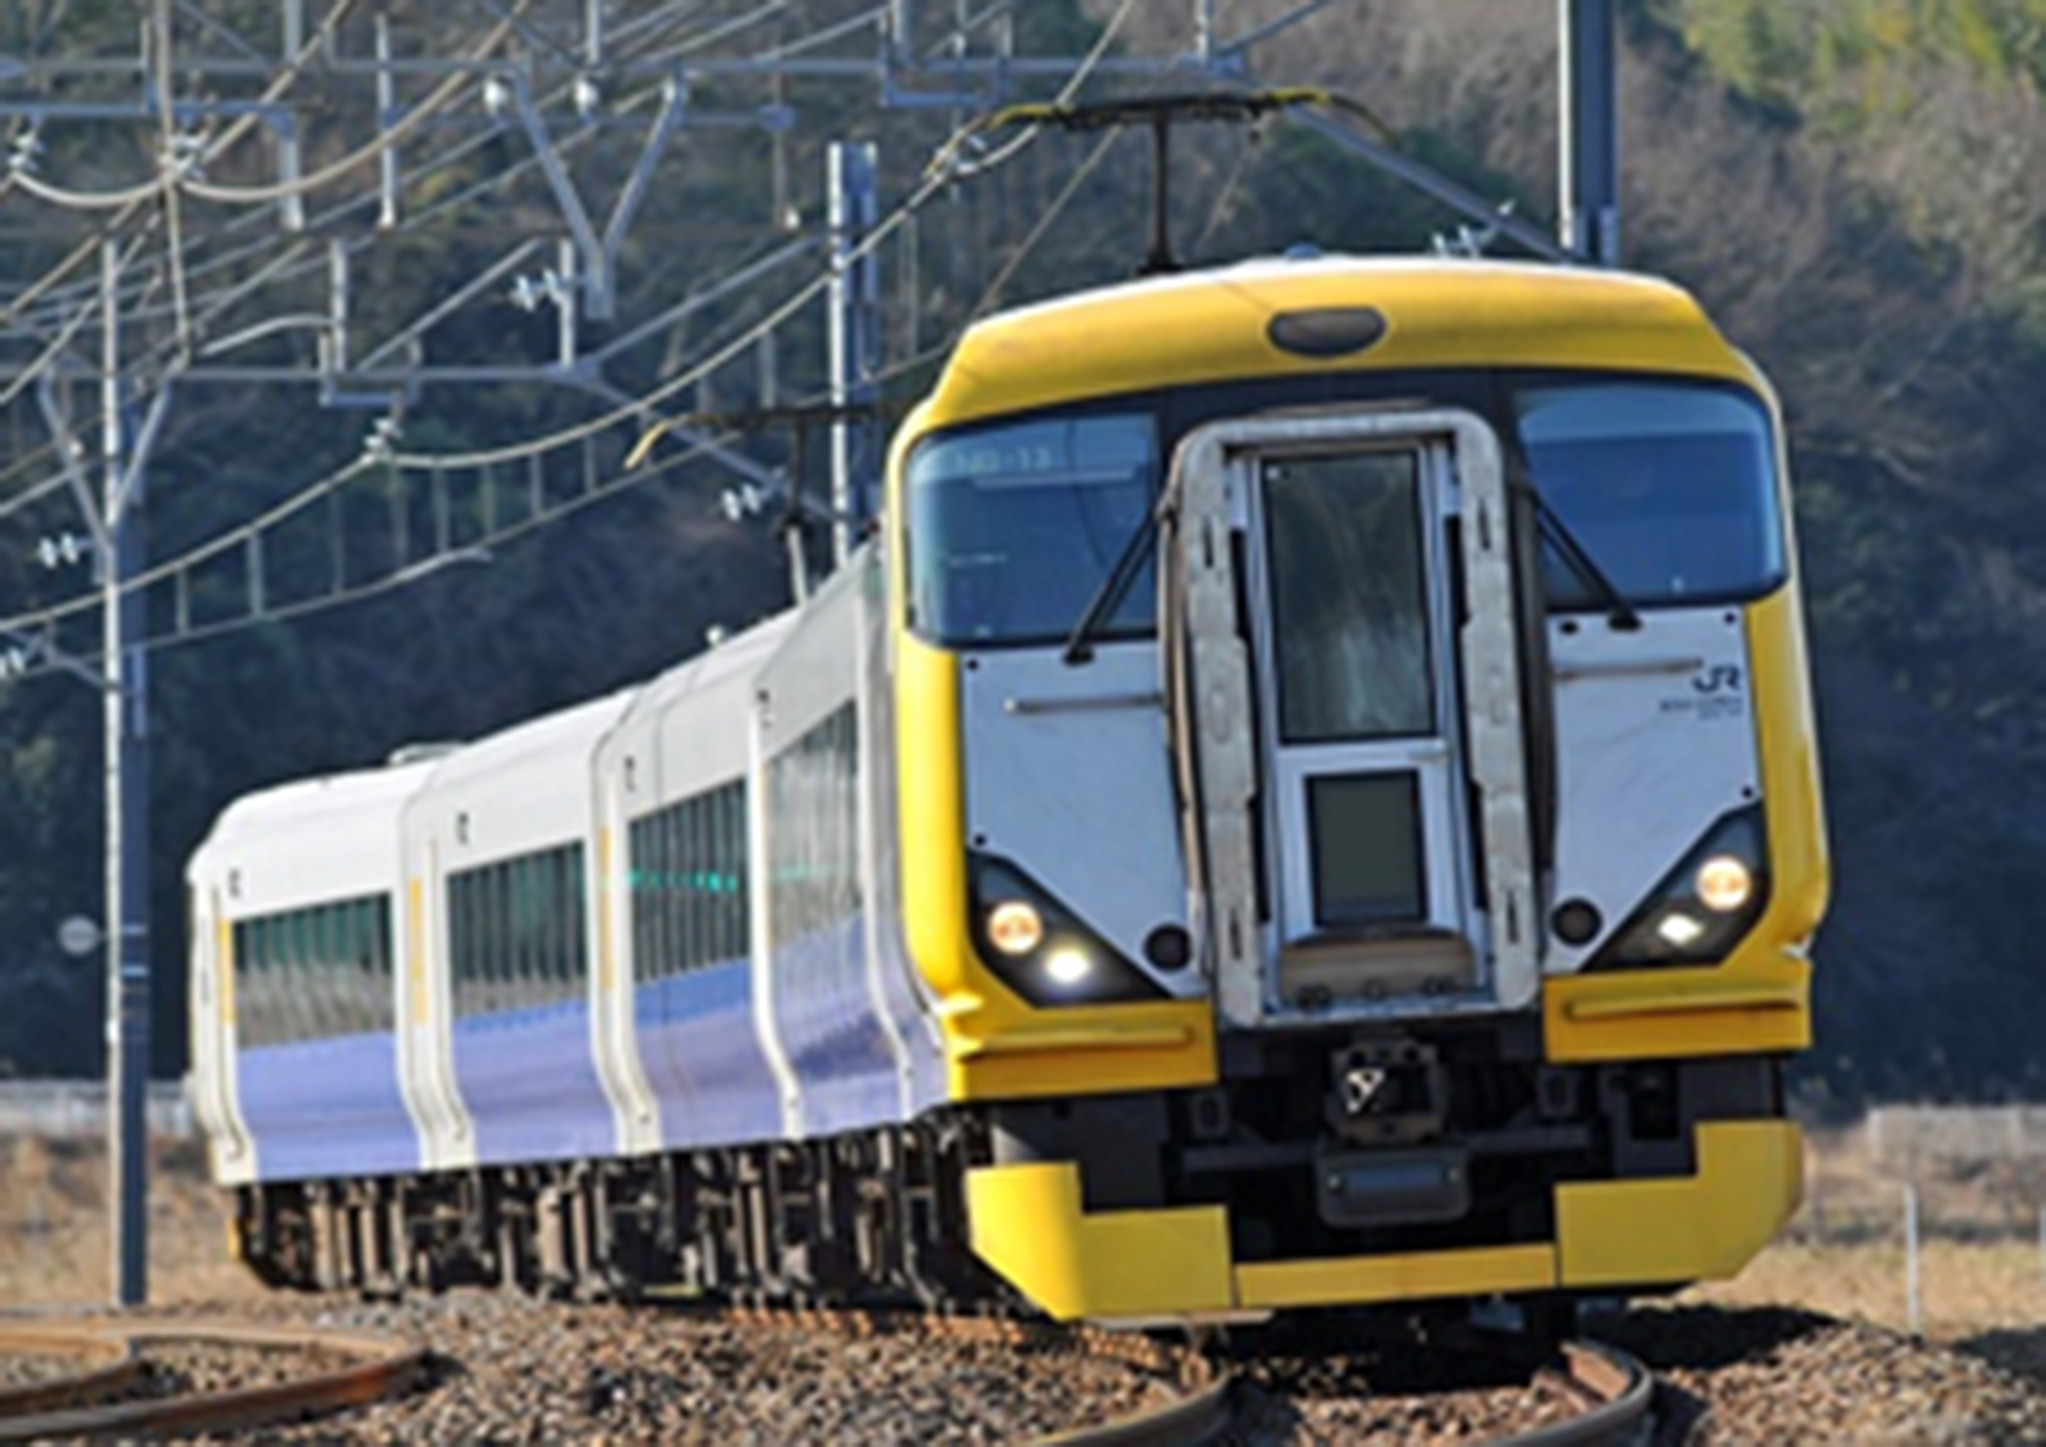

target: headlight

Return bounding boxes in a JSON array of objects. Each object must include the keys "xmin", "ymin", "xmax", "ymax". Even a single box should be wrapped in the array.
[
  {"xmin": 985, "ymin": 900, "xmax": 1044, "ymax": 956},
  {"xmin": 967, "ymin": 853, "xmax": 1169, "ymax": 1007},
  {"xmin": 1042, "ymin": 946, "xmax": 1095, "ymax": 988},
  {"xmin": 1590, "ymin": 807, "xmax": 1769, "ymax": 970},
  {"xmin": 1656, "ymin": 911, "xmax": 1707, "ymax": 948},
  {"xmin": 1695, "ymin": 855, "xmax": 1753, "ymax": 913}
]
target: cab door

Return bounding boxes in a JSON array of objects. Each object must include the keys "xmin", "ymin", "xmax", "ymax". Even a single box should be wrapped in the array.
[
  {"xmin": 1169, "ymin": 409, "xmax": 1537, "ymax": 1029},
  {"xmin": 1248, "ymin": 446, "xmax": 1474, "ymax": 1001}
]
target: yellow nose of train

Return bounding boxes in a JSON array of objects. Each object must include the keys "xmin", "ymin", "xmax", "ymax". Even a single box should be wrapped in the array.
[{"xmin": 890, "ymin": 255, "xmax": 1825, "ymax": 1321}]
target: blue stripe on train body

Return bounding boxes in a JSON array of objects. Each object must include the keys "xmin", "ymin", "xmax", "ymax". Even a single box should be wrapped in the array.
[
  {"xmin": 773, "ymin": 913, "xmax": 898, "ymax": 1136},
  {"xmin": 450, "ymin": 998, "xmax": 614, "ymax": 1165},
  {"xmin": 636, "ymin": 956, "xmax": 783, "ymax": 1148},
  {"xmin": 237, "ymin": 1032, "xmax": 415, "ymax": 1181}
]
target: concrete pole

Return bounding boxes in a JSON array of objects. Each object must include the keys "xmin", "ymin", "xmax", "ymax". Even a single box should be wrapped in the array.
[
  {"xmin": 102, "ymin": 239, "xmax": 153, "ymax": 1307},
  {"xmin": 1559, "ymin": 0, "xmax": 1621, "ymax": 266},
  {"xmin": 827, "ymin": 141, "xmax": 881, "ymax": 566}
]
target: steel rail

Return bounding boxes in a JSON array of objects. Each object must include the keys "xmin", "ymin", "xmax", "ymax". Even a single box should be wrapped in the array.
[
  {"xmin": 0, "ymin": 1324, "xmax": 140, "ymax": 1418},
  {"xmin": 1504, "ymin": 1338, "xmax": 1660, "ymax": 1447},
  {"xmin": 0, "ymin": 1318, "xmax": 426, "ymax": 1443},
  {"xmin": 1035, "ymin": 1326, "xmax": 1661, "ymax": 1445},
  {"xmin": 1032, "ymin": 1370, "xmax": 1233, "ymax": 1447},
  {"xmin": 700, "ymin": 1304, "xmax": 1238, "ymax": 1447},
  {"xmin": 1026, "ymin": 1321, "xmax": 1232, "ymax": 1447}
]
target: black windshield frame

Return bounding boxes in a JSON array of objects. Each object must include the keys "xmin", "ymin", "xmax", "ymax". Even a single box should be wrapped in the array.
[
  {"xmin": 1508, "ymin": 375, "xmax": 1788, "ymax": 613},
  {"xmin": 904, "ymin": 408, "xmax": 1161, "ymax": 649},
  {"xmin": 900, "ymin": 367, "xmax": 1791, "ymax": 647}
]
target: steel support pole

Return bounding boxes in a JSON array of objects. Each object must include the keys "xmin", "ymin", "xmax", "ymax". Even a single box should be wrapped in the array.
[
  {"xmin": 827, "ymin": 141, "xmax": 881, "ymax": 565},
  {"xmin": 101, "ymin": 240, "xmax": 153, "ymax": 1308},
  {"xmin": 1560, "ymin": 0, "xmax": 1620, "ymax": 266}
]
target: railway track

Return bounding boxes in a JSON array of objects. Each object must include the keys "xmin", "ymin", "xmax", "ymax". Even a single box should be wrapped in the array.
[
  {"xmin": 0, "ymin": 1317, "xmax": 427, "ymax": 1442},
  {"xmin": 0, "ymin": 1300, "xmax": 1662, "ymax": 1444},
  {"xmin": 1508, "ymin": 1340, "xmax": 1660, "ymax": 1446},
  {"xmin": 1208, "ymin": 1316, "xmax": 1673, "ymax": 1446},
  {"xmin": 713, "ymin": 1306, "xmax": 1665, "ymax": 1445}
]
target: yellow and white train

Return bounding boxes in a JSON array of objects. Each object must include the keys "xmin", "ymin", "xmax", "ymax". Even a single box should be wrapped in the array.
[{"xmin": 189, "ymin": 253, "xmax": 1827, "ymax": 1322}]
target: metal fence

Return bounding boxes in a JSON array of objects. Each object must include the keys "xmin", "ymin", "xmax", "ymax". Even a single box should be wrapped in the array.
[
  {"xmin": 1865, "ymin": 1105, "xmax": 2046, "ymax": 1168},
  {"xmin": 0, "ymin": 1080, "xmax": 190, "ymax": 1138}
]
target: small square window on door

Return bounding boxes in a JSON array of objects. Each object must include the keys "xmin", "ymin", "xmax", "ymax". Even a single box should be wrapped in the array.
[{"xmin": 1307, "ymin": 772, "xmax": 1426, "ymax": 928}]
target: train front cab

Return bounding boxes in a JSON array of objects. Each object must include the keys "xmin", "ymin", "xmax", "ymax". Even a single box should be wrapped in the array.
[{"xmin": 892, "ymin": 265, "xmax": 1828, "ymax": 1324}]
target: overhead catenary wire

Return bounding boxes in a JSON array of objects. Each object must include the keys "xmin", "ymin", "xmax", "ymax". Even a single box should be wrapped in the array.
[
  {"xmin": 113, "ymin": 436, "xmax": 720, "ymax": 657},
  {"xmin": 563, "ymin": 0, "xmax": 1145, "ymax": 474},
  {"xmin": 0, "ymin": 399, "xmax": 791, "ymax": 670},
  {"xmin": 0, "ymin": 0, "xmax": 1245, "ymax": 660},
  {"xmin": 0, "ymin": 0, "xmax": 1094, "ymax": 359},
  {"xmin": 0, "ymin": 0, "xmax": 1149, "ymax": 630},
  {"xmin": 921, "ymin": 0, "xmax": 1140, "ymax": 184},
  {"xmin": 3, "ymin": 323, "xmax": 974, "ymax": 670},
  {"xmin": 0, "ymin": 229, "xmax": 843, "ymax": 644},
  {"xmin": 0, "ymin": 0, "xmax": 361, "ymax": 345},
  {"xmin": 4, "ymin": 1, "xmax": 533, "ymax": 214},
  {"xmin": 0, "ymin": 8, "xmax": 801, "ymax": 388},
  {"xmin": 0, "ymin": 42, "xmax": 834, "ymax": 612},
  {"xmin": 0, "ymin": 8, "xmax": 730, "ymax": 506}
]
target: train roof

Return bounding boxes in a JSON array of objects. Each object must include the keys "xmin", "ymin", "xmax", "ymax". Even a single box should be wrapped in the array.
[
  {"xmin": 192, "ymin": 597, "xmax": 807, "ymax": 897},
  {"xmin": 598, "ymin": 607, "xmax": 796, "ymax": 796},
  {"xmin": 187, "ymin": 757, "xmax": 438, "ymax": 911},
  {"xmin": 401, "ymin": 687, "xmax": 637, "ymax": 866},
  {"xmin": 416, "ymin": 688, "xmax": 636, "ymax": 791},
  {"xmin": 913, "ymin": 254, "xmax": 1754, "ymax": 433},
  {"xmin": 643, "ymin": 605, "xmax": 797, "ymax": 701}
]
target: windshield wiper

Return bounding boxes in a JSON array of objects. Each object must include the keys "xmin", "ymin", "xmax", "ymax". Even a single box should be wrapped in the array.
[
  {"xmin": 1061, "ymin": 507, "xmax": 1161, "ymax": 666},
  {"xmin": 1527, "ymin": 488, "xmax": 1641, "ymax": 631},
  {"xmin": 1066, "ymin": 476, "xmax": 1641, "ymax": 659}
]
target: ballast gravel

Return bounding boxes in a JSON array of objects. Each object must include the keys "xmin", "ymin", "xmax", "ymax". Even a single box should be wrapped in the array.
[
  {"xmin": 12, "ymin": 1294, "xmax": 2046, "ymax": 1443},
  {"xmin": 122, "ymin": 1291, "xmax": 1182, "ymax": 1445}
]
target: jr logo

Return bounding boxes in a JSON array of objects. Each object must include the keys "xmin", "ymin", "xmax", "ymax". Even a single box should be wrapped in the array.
[{"xmin": 1693, "ymin": 665, "xmax": 1743, "ymax": 695}]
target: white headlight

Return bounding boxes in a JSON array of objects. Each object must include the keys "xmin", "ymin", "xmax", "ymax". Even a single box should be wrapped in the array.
[
  {"xmin": 1695, "ymin": 855, "xmax": 1754, "ymax": 914},
  {"xmin": 1043, "ymin": 947, "xmax": 1094, "ymax": 987},
  {"xmin": 1657, "ymin": 911, "xmax": 1707, "ymax": 948},
  {"xmin": 986, "ymin": 901, "xmax": 1044, "ymax": 956}
]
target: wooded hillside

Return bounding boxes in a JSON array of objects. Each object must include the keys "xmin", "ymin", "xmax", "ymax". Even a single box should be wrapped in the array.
[{"xmin": 1, "ymin": 0, "xmax": 2038, "ymax": 1105}]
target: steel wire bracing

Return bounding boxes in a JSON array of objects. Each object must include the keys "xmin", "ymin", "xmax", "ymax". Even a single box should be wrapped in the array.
[{"xmin": 0, "ymin": 0, "xmax": 1583, "ymax": 680}]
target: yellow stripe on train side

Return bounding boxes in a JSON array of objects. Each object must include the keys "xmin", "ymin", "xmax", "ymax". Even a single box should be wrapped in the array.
[
  {"xmin": 407, "ymin": 877, "xmax": 429, "ymax": 1024},
  {"xmin": 216, "ymin": 912, "xmax": 235, "ymax": 1024}
]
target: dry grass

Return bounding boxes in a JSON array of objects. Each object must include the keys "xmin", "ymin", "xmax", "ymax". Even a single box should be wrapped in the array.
[
  {"xmin": 1693, "ymin": 1239, "xmax": 2046, "ymax": 1339},
  {"xmin": 1685, "ymin": 1119, "xmax": 2046, "ymax": 1345},
  {"xmin": 0, "ymin": 1133, "xmax": 259, "ymax": 1309}
]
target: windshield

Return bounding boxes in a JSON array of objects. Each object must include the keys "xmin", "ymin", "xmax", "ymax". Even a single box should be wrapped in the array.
[
  {"xmin": 907, "ymin": 413, "xmax": 1158, "ymax": 647},
  {"xmin": 1514, "ymin": 381, "xmax": 1786, "ymax": 610}
]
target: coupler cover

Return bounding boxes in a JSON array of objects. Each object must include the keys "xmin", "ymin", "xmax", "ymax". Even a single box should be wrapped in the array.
[{"xmin": 1315, "ymin": 1144, "xmax": 1471, "ymax": 1229}]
